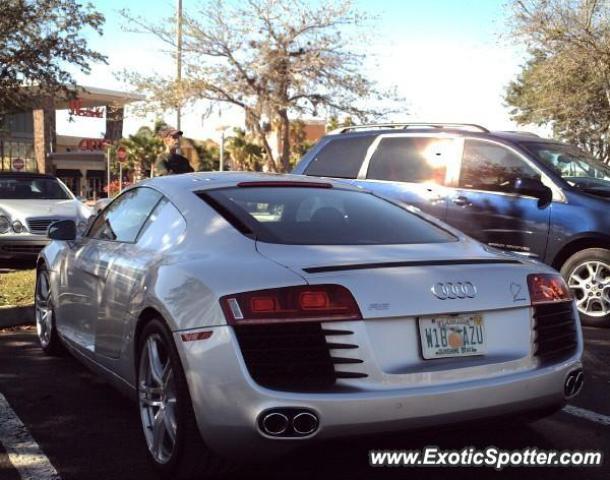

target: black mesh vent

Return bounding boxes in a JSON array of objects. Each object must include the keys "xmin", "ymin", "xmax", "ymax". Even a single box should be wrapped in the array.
[
  {"xmin": 234, "ymin": 322, "xmax": 366, "ymax": 392},
  {"xmin": 533, "ymin": 302, "xmax": 578, "ymax": 364}
]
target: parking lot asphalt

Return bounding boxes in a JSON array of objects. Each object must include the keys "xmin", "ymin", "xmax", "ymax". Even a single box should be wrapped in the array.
[{"xmin": 0, "ymin": 326, "xmax": 608, "ymax": 480}]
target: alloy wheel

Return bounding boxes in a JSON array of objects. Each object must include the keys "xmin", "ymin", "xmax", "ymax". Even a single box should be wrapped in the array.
[
  {"xmin": 138, "ymin": 334, "xmax": 178, "ymax": 465},
  {"xmin": 35, "ymin": 272, "xmax": 53, "ymax": 347},
  {"xmin": 568, "ymin": 260, "xmax": 610, "ymax": 317}
]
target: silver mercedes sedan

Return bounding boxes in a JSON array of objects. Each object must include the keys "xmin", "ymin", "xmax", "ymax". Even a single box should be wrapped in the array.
[
  {"xmin": 0, "ymin": 173, "xmax": 92, "ymax": 259},
  {"xmin": 36, "ymin": 172, "xmax": 583, "ymax": 479}
]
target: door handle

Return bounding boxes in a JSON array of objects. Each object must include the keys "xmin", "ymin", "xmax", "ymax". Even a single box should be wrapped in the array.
[{"xmin": 452, "ymin": 196, "xmax": 470, "ymax": 207}]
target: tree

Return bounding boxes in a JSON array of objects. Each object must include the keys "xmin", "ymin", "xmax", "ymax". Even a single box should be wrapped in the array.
[
  {"xmin": 119, "ymin": 126, "xmax": 165, "ymax": 181},
  {"xmin": 0, "ymin": 0, "xmax": 107, "ymax": 117},
  {"xmin": 225, "ymin": 128, "xmax": 264, "ymax": 171},
  {"xmin": 326, "ymin": 115, "xmax": 355, "ymax": 132},
  {"xmin": 192, "ymin": 140, "xmax": 220, "ymax": 171},
  {"xmin": 121, "ymin": 0, "xmax": 399, "ymax": 172},
  {"xmin": 288, "ymin": 119, "xmax": 314, "ymax": 167},
  {"xmin": 505, "ymin": 0, "xmax": 610, "ymax": 162}
]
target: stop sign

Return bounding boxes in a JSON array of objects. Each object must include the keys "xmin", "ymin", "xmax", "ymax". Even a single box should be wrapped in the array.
[
  {"xmin": 116, "ymin": 146, "xmax": 128, "ymax": 163},
  {"xmin": 12, "ymin": 158, "xmax": 25, "ymax": 171}
]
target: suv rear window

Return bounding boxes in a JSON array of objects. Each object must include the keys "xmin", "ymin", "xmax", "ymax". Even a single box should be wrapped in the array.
[
  {"xmin": 201, "ymin": 186, "xmax": 456, "ymax": 245},
  {"xmin": 304, "ymin": 136, "xmax": 374, "ymax": 179}
]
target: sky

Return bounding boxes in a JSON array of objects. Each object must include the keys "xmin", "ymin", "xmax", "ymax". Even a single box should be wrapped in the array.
[{"xmin": 56, "ymin": 0, "xmax": 533, "ymax": 141}]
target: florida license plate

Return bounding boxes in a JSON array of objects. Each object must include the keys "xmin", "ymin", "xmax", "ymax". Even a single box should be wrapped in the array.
[{"xmin": 418, "ymin": 313, "xmax": 486, "ymax": 359}]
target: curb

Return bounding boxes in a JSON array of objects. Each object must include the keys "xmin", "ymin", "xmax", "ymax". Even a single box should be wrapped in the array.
[{"xmin": 0, "ymin": 305, "xmax": 35, "ymax": 329}]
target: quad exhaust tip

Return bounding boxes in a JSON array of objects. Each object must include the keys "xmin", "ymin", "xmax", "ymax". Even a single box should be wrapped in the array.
[
  {"xmin": 564, "ymin": 368, "xmax": 584, "ymax": 398},
  {"xmin": 261, "ymin": 412, "xmax": 289, "ymax": 436},
  {"xmin": 259, "ymin": 409, "xmax": 319, "ymax": 437},
  {"xmin": 292, "ymin": 412, "xmax": 319, "ymax": 435}
]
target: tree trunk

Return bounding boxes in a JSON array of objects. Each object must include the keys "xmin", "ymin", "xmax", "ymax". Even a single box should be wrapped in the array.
[
  {"xmin": 279, "ymin": 110, "xmax": 291, "ymax": 172},
  {"xmin": 246, "ymin": 109, "xmax": 277, "ymax": 172}
]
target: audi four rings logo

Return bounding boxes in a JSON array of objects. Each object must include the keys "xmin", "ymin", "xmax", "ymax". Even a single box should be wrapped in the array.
[{"xmin": 431, "ymin": 281, "xmax": 477, "ymax": 300}]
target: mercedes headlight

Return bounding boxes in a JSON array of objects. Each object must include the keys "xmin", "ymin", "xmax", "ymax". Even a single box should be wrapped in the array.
[
  {"xmin": 12, "ymin": 220, "xmax": 24, "ymax": 233},
  {"xmin": 0, "ymin": 216, "xmax": 9, "ymax": 234}
]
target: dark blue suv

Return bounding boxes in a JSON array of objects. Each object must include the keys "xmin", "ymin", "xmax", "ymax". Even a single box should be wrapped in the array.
[{"xmin": 293, "ymin": 123, "xmax": 610, "ymax": 327}]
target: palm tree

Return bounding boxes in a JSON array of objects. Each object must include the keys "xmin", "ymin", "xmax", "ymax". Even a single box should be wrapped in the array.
[
  {"xmin": 119, "ymin": 126, "xmax": 165, "ymax": 181},
  {"xmin": 225, "ymin": 128, "xmax": 263, "ymax": 171}
]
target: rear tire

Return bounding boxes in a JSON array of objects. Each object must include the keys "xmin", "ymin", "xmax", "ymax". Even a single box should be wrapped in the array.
[
  {"xmin": 561, "ymin": 248, "xmax": 610, "ymax": 327},
  {"xmin": 136, "ymin": 318, "xmax": 229, "ymax": 479},
  {"xmin": 35, "ymin": 266, "xmax": 65, "ymax": 356}
]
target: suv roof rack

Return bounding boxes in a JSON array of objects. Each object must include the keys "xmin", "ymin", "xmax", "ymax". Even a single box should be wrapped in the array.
[{"xmin": 328, "ymin": 122, "xmax": 489, "ymax": 135}]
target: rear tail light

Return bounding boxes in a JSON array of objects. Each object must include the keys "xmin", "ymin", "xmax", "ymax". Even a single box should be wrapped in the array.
[
  {"xmin": 527, "ymin": 273, "xmax": 572, "ymax": 305},
  {"xmin": 220, "ymin": 284, "xmax": 362, "ymax": 324}
]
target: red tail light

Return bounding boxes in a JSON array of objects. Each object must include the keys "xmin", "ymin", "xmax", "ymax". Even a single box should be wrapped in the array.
[
  {"xmin": 527, "ymin": 273, "xmax": 572, "ymax": 305},
  {"xmin": 220, "ymin": 284, "xmax": 362, "ymax": 324}
]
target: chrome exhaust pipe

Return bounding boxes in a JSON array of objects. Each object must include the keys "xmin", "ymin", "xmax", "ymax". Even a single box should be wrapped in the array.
[
  {"xmin": 261, "ymin": 412, "xmax": 289, "ymax": 436},
  {"xmin": 292, "ymin": 412, "xmax": 319, "ymax": 435}
]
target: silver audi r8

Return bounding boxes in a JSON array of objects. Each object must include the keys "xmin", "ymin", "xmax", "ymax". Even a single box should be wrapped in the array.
[{"xmin": 36, "ymin": 172, "xmax": 584, "ymax": 478}]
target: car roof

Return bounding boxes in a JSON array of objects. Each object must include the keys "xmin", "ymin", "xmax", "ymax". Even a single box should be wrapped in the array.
[{"xmin": 140, "ymin": 171, "xmax": 363, "ymax": 197}]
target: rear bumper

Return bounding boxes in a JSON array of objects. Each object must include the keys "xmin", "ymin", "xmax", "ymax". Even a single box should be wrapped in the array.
[
  {"xmin": 0, "ymin": 237, "xmax": 49, "ymax": 259},
  {"xmin": 175, "ymin": 326, "xmax": 582, "ymax": 461}
]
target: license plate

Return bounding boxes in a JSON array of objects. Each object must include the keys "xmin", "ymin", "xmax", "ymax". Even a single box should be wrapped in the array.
[{"xmin": 418, "ymin": 313, "xmax": 486, "ymax": 359}]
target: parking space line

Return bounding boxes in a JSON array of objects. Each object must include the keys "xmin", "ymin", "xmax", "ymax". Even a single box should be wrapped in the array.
[
  {"xmin": 563, "ymin": 405, "xmax": 610, "ymax": 427},
  {"xmin": 0, "ymin": 393, "xmax": 61, "ymax": 480}
]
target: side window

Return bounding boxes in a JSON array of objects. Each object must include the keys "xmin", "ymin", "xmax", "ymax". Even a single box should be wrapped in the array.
[
  {"xmin": 366, "ymin": 137, "xmax": 452, "ymax": 184},
  {"xmin": 137, "ymin": 200, "xmax": 186, "ymax": 251},
  {"xmin": 305, "ymin": 136, "xmax": 374, "ymax": 179},
  {"xmin": 459, "ymin": 140, "xmax": 539, "ymax": 193},
  {"xmin": 87, "ymin": 187, "xmax": 162, "ymax": 242}
]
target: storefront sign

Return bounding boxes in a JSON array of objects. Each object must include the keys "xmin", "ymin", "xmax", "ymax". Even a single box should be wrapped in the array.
[
  {"xmin": 68, "ymin": 98, "xmax": 105, "ymax": 118},
  {"xmin": 78, "ymin": 138, "xmax": 112, "ymax": 151}
]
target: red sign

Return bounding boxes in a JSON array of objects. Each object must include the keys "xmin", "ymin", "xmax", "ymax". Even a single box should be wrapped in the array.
[
  {"xmin": 68, "ymin": 98, "xmax": 105, "ymax": 118},
  {"xmin": 12, "ymin": 158, "xmax": 25, "ymax": 171},
  {"xmin": 116, "ymin": 146, "xmax": 128, "ymax": 163},
  {"xmin": 78, "ymin": 138, "xmax": 111, "ymax": 151}
]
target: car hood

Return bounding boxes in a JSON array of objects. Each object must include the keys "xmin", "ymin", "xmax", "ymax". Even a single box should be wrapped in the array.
[{"xmin": 0, "ymin": 199, "xmax": 86, "ymax": 220}]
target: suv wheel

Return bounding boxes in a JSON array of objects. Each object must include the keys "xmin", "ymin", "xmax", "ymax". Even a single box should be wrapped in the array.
[
  {"xmin": 137, "ymin": 318, "xmax": 229, "ymax": 479},
  {"xmin": 561, "ymin": 248, "xmax": 610, "ymax": 327}
]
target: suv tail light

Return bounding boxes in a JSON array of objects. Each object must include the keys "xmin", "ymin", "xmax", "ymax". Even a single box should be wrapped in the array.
[
  {"xmin": 527, "ymin": 273, "xmax": 572, "ymax": 305},
  {"xmin": 220, "ymin": 284, "xmax": 362, "ymax": 324}
]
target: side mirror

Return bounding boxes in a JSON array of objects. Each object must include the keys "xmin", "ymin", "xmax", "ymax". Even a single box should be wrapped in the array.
[
  {"xmin": 514, "ymin": 177, "xmax": 553, "ymax": 206},
  {"xmin": 48, "ymin": 220, "xmax": 77, "ymax": 241}
]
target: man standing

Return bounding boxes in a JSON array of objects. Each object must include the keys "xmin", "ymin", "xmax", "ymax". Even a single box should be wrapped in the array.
[{"xmin": 154, "ymin": 126, "xmax": 194, "ymax": 176}]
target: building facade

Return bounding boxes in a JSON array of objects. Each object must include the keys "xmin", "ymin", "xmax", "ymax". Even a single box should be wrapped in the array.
[{"xmin": 0, "ymin": 86, "xmax": 140, "ymax": 199}]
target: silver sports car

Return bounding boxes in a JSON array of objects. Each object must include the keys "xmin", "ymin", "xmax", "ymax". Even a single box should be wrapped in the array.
[{"xmin": 36, "ymin": 172, "xmax": 583, "ymax": 478}]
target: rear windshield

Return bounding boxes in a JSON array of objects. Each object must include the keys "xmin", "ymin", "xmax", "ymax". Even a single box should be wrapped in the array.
[
  {"xmin": 201, "ymin": 186, "xmax": 456, "ymax": 245},
  {"xmin": 0, "ymin": 176, "xmax": 71, "ymax": 200}
]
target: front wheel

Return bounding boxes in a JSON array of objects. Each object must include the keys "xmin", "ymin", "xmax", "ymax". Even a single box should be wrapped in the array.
[
  {"xmin": 137, "ymin": 318, "xmax": 228, "ymax": 479},
  {"xmin": 561, "ymin": 248, "xmax": 610, "ymax": 327},
  {"xmin": 35, "ymin": 266, "xmax": 65, "ymax": 356}
]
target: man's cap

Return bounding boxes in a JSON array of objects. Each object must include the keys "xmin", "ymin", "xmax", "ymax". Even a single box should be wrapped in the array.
[{"xmin": 158, "ymin": 126, "xmax": 183, "ymax": 138}]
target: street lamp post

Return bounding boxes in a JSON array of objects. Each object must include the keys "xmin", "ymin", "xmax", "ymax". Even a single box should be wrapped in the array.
[{"xmin": 176, "ymin": 0, "xmax": 183, "ymax": 134}]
